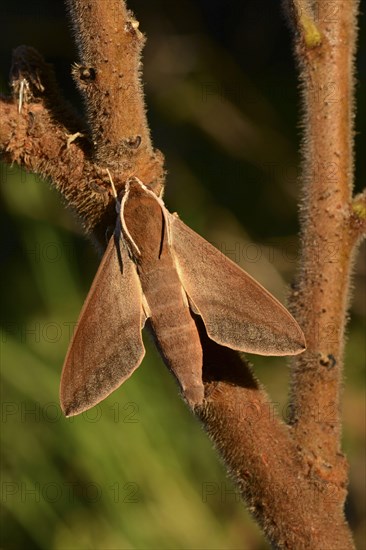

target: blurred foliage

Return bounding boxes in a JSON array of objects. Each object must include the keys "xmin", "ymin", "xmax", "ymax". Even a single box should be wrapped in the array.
[{"xmin": 0, "ymin": 1, "xmax": 365, "ymax": 549}]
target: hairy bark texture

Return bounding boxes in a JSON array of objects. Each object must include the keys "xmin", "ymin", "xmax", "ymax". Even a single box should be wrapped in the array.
[
  {"xmin": 1, "ymin": 0, "xmax": 364, "ymax": 548},
  {"xmin": 288, "ymin": 0, "xmax": 360, "ymax": 492},
  {"xmin": 65, "ymin": 0, "xmax": 158, "ymax": 172}
]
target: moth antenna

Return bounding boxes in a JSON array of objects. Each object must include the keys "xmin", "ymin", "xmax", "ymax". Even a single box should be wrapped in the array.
[
  {"xmin": 120, "ymin": 181, "xmax": 141, "ymax": 257},
  {"xmin": 106, "ymin": 171, "xmax": 140, "ymax": 257},
  {"xmin": 106, "ymin": 168, "xmax": 121, "ymax": 214},
  {"xmin": 18, "ymin": 78, "xmax": 26, "ymax": 113}
]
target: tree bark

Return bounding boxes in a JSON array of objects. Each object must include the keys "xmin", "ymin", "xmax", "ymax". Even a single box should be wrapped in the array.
[{"xmin": 1, "ymin": 0, "xmax": 364, "ymax": 547}]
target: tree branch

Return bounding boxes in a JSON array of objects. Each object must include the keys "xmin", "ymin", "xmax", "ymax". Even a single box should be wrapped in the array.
[
  {"xmin": 65, "ymin": 0, "xmax": 156, "ymax": 170},
  {"xmin": 288, "ymin": 0, "xmax": 361, "ymax": 471},
  {"xmin": 197, "ymin": 319, "xmax": 354, "ymax": 549},
  {"xmin": 1, "ymin": 43, "xmax": 164, "ymax": 247},
  {"xmin": 0, "ymin": 0, "xmax": 361, "ymax": 548}
]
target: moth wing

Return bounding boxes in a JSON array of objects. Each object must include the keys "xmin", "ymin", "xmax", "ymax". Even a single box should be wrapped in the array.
[
  {"xmin": 60, "ymin": 235, "xmax": 146, "ymax": 417},
  {"xmin": 170, "ymin": 216, "xmax": 305, "ymax": 356}
]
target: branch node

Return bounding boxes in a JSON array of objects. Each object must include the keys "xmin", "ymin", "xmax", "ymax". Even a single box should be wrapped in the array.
[
  {"xmin": 300, "ymin": 13, "xmax": 322, "ymax": 48},
  {"xmin": 351, "ymin": 190, "xmax": 366, "ymax": 238},
  {"xmin": 291, "ymin": 1, "xmax": 322, "ymax": 49}
]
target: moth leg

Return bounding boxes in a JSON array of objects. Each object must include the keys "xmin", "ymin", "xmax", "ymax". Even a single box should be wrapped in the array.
[
  {"xmin": 162, "ymin": 206, "xmax": 172, "ymax": 247},
  {"xmin": 106, "ymin": 168, "xmax": 121, "ymax": 215},
  {"xmin": 18, "ymin": 78, "xmax": 28, "ymax": 113},
  {"xmin": 120, "ymin": 181, "xmax": 141, "ymax": 257},
  {"xmin": 141, "ymin": 293, "xmax": 151, "ymax": 319},
  {"xmin": 106, "ymin": 171, "xmax": 141, "ymax": 259}
]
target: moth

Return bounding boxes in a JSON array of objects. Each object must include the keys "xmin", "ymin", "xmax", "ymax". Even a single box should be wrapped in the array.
[{"xmin": 60, "ymin": 177, "xmax": 305, "ymax": 416}]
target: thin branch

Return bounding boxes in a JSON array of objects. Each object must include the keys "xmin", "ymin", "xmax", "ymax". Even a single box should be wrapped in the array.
[
  {"xmin": 288, "ymin": 0, "xmax": 360, "ymax": 502},
  {"xmin": 65, "ymin": 0, "xmax": 155, "ymax": 170}
]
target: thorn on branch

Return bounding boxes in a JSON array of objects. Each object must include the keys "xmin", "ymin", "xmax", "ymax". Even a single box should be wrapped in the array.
[
  {"xmin": 10, "ymin": 45, "xmax": 85, "ymax": 136},
  {"xmin": 10, "ymin": 46, "xmax": 46, "ymax": 100},
  {"xmin": 66, "ymin": 131, "xmax": 86, "ymax": 148},
  {"xmin": 124, "ymin": 17, "xmax": 144, "ymax": 40}
]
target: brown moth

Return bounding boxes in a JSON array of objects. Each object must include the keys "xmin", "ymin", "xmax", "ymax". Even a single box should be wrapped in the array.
[{"xmin": 60, "ymin": 178, "xmax": 305, "ymax": 416}]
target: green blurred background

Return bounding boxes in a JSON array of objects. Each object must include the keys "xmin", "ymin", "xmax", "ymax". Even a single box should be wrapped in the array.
[{"xmin": 0, "ymin": 1, "xmax": 365, "ymax": 549}]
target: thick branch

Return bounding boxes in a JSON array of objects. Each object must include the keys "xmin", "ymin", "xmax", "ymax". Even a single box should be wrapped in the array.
[
  {"xmin": 197, "ymin": 321, "xmax": 353, "ymax": 549},
  {"xmin": 288, "ymin": 0, "xmax": 359, "ymax": 489}
]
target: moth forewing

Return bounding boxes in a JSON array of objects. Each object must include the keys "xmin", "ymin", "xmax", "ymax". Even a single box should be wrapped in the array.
[
  {"xmin": 60, "ymin": 235, "xmax": 146, "ymax": 417},
  {"xmin": 169, "ymin": 215, "xmax": 306, "ymax": 356}
]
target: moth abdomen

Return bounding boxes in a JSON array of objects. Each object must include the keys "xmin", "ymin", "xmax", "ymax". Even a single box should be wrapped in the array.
[{"xmin": 145, "ymin": 286, "xmax": 204, "ymax": 407}]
